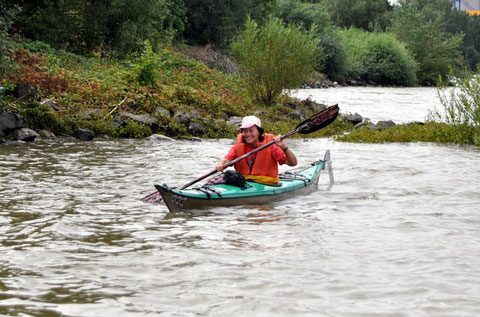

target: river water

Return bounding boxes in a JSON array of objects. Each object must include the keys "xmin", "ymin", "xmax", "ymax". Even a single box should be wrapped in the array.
[{"xmin": 1, "ymin": 87, "xmax": 480, "ymax": 316}]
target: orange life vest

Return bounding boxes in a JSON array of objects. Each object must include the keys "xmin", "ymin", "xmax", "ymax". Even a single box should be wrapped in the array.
[{"xmin": 233, "ymin": 133, "xmax": 279, "ymax": 184}]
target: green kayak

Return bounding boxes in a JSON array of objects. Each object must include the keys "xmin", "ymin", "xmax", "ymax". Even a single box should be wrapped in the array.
[{"xmin": 154, "ymin": 150, "xmax": 333, "ymax": 213}]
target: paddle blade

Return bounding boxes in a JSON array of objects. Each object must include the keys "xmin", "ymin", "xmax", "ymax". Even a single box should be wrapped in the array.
[{"xmin": 296, "ymin": 104, "xmax": 339, "ymax": 134}]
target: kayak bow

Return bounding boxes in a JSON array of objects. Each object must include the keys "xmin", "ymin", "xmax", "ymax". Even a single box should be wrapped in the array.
[{"xmin": 154, "ymin": 150, "xmax": 333, "ymax": 213}]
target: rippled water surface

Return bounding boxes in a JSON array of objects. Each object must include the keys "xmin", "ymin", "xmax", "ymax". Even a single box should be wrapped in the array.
[{"xmin": 1, "ymin": 88, "xmax": 480, "ymax": 316}]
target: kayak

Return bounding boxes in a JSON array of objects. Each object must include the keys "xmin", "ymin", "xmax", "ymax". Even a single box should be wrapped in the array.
[{"xmin": 153, "ymin": 150, "xmax": 333, "ymax": 213}]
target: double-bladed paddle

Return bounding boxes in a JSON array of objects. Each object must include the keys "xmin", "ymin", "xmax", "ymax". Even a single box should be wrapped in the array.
[{"xmin": 142, "ymin": 104, "xmax": 339, "ymax": 202}]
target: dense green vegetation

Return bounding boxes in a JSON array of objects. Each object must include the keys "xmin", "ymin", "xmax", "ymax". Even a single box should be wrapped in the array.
[
  {"xmin": 0, "ymin": 0, "xmax": 479, "ymax": 145},
  {"xmin": 231, "ymin": 16, "xmax": 319, "ymax": 105}
]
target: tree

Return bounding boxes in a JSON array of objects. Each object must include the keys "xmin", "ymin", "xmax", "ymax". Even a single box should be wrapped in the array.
[
  {"xmin": 3, "ymin": 0, "xmax": 186, "ymax": 55},
  {"xmin": 0, "ymin": 4, "xmax": 20, "ymax": 75},
  {"xmin": 390, "ymin": 1, "xmax": 463, "ymax": 85},
  {"xmin": 182, "ymin": 0, "xmax": 273, "ymax": 47},
  {"xmin": 231, "ymin": 17, "xmax": 319, "ymax": 105},
  {"xmin": 321, "ymin": 0, "xmax": 392, "ymax": 31}
]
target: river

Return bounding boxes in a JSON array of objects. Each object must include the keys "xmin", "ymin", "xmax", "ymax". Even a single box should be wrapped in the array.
[{"xmin": 1, "ymin": 87, "xmax": 479, "ymax": 316}]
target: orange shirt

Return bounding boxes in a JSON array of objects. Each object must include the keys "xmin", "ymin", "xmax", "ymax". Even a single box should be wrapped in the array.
[{"xmin": 224, "ymin": 143, "xmax": 287, "ymax": 165}]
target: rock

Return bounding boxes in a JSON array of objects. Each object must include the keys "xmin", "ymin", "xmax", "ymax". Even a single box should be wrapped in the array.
[
  {"xmin": 189, "ymin": 137, "xmax": 202, "ymax": 142},
  {"xmin": 345, "ymin": 112, "xmax": 363, "ymax": 125},
  {"xmin": 0, "ymin": 138, "xmax": 4, "ymax": 144},
  {"xmin": 41, "ymin": 100, "xmax": 60, "ymax": 111},
  {"xmin": 155, "ymin": 106, "xmax": 170, "ymax": 117},
  {"xmin": 187, "ymin": 110, "xmax": 201, "ymax": 121},
  {"xmin": 288, "ymin": 108, "xmax": 308, "ymax": 121},
  {"xmin": 13, "ymin": 82, "xmax": 37, "ymax": 101},
  {"xmin": 118, "ymin": 112, "xmax": 159, "ymax": 131},
  {"xmin": 39, "ymin": 130, "xmax": 56, "ymax": 138},
  {"xmin": 188, "ymin": 122, "xmax": 207, "ymax": 135},
  {"xmin": 227, "ymin": 116, "xmax": 242, "ymax": 127},
  {"xmin": 13, "ymin": 128, "xmax": 40, "ymax": 142},
  {"xmin": 0, "ymin": 111, "xmax": 26, "ymax": 133},
  {"xmin": 74, "ymin": 128, "xmax": 94, "ymax": 141},
  {"xmin": 0, "ymin": 130, "xmax": 4, "ymax": 138},
  {"xmin": 377, "ymin": 120, "xmax": 396, "ymax": 129},
  {"xmin": 173, "ymin": 110, "xmax": 190, "ymax": 125},
  {"xmin": 354, "ymin": 122, "xmax": 368, "ymax": 129},
  {"xmin": 148, "ymin": 134, "xmax": 175, "ymax": 142},
  {"xmin": 80, "ymin": 109, "xmax": 103, "ymax": 120}
]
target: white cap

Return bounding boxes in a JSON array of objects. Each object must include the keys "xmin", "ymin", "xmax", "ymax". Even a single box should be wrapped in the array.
[{"xmin": 240, "ymin": 115, "xmax": 261, "ymax": 129}]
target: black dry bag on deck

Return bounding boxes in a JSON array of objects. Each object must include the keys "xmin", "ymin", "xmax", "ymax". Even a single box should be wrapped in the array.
[{"xmin": 223, "ymin": 170, "xmax": 247, "ymax": 189}]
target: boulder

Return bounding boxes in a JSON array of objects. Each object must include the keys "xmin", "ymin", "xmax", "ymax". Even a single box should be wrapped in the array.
[
  {"xmin": 13, "ymin": 82, "xmax": 37, "ymax": 101},
  {"xmin": 0, "ymin": 111, "xmax": 26, "ymax": 133},
  {"xmin": 148, "ymin": 134, "xmax": 175, "ymax": 142},
  {"xmin": 188, "ymin": 122, "xmax": 207, "ymax": 135},
  {"xmin": 345, "ymin": 113, "xmax": 363, "ymax": 125},
  {"xmin": 39, "ymin": 130, "xmax": 56, "ymax": 138},
  {"xmin": 13, "ymin": 128, "xmax": 40, "ymax": 142},
  {"xmin": 155, "ymin": 106, "xmax": 171, "ymax": 117},
  {"xmin": 189, "ymin": 137, "xmax": 202, "ymax": 142},
  {"xmin": 227, "ymin": 116, "xmax": 242, "ymax": 127},
  {"xmin": 288, "ymin": 108, "xmax": 308, "ymax": 121},
  {"xmin": 173, "ymin": 110, "xmax": 190, "ymax": 125},
  {"xmin": 0, "ymin": 138, "xmax": 4, "ymax": 144},
  {"xmin": 118, "ymin": 112, "xmax": 159, "ymax": 131},
  {"xmin": 377, "ymin": 120, "xmax": 396, "ymax": 130},
  {"xmin": 74, "ymin": 128, "xmax": 94, "ymax": 141}
]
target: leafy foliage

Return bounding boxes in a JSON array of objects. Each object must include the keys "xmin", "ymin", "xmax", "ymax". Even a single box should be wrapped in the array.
[
  {"xmin": 4, "ymin": 0, "xmax": 185, "ymax": 56},
  {"xmin": 182, "ymin": 0, "xmax": 273, "ymax": 47},
  {"xmin": 335, "ymin": 122, "xmax": 458, "ymax": 143},
  {"xmin": 321, "ymin": 0, "xmax": 392, "ymax": 31},
  {"xmin": 432, "ymin": 71, "xmax": 480, "ymax": 145},
  {"xmin": 389, "ymin": 0, "xmax": 463, "ymax": 85},
  {"xmin": 338, "ymin": 28, "xmax": 417, "ymax": 86},
  {"xmin": 0, "ymin": 5, "xmax": 20, "ymax": 76},
  {"xmin": 231, "ymin": 16, "xmax": 319, "ymax": 105}
]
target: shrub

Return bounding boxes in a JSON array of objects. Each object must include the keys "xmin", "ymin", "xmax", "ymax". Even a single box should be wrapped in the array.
[
  {"xmin": 431, "ymin": 71, "xmax": 480, "ymax": 145},
  {"xmin": 338, "ymin": 28, "xmax": 417, "ymax": 86},
  {"xmin": 231, "ymin": 16, "xmax": 319, "ymax": 105}
]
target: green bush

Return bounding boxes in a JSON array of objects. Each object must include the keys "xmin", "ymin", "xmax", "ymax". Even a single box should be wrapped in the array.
[
  {"xmin": 338, "ymin": 28, "xmax": 417, "ymax": 86},
  {"xmin": 231, "ymin": 16, "xmax": 320, "ymax": 105},
  {"xmin": 19, "ymin": 104, "xmax": 63, "ymax": 132},
  {"xmin": 431, "ymin": 71, "xmax": 480, "ymax": 145}
]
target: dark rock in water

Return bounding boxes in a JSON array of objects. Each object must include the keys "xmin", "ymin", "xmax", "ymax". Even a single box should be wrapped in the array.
[
  {"xmin": 0, "ymin": 129, "xmax": 4, "ymax": 138},
  {"xmin": 0, "ymin": 111, "xmax": 26, "ymax": 132},
  {"xmin": 188, "ymin": 122, "xmax": 207, "ymax": 135},
  {"xmin": 13, "ymin": 82, "xmax": 37, "ymax": 101},
  {"xmin": 345, "ymin": 113, "xmax": 363, "ymax": 125},
  {"xmin": 189, "ymin": 137, "xmax": 202, "ymax": 142},
  {"xmin": 377, "ymin": 120, "xmax": 396, "ymax": 129},
  {"xmin": 0, "ymin": 138, "xmax": 4, "ymax": 144},
  {"xmin": 13, "ymin": 128, "xmax": 40, "ymax": 142},
  {"xmin": 74, "ymin": 128, "xmax": 94, "ymax": 141},
  {"xmin": 148, "ymin": 134, "xmax": 175, "ymax": 142}
]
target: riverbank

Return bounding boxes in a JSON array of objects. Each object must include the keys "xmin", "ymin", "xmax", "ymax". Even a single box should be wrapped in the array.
[
  {"xmin": 1, "ymin": 42, "xmax": 478, "ymax": 146},
  {"xmin": 0, "ymin": 42, "xmax": 349, "ymax": 144}
]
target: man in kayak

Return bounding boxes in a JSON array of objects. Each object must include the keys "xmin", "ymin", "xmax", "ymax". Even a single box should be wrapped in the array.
[{"xmin": 215, "ymin": 115, "xmax": 297, "ymax": 185}]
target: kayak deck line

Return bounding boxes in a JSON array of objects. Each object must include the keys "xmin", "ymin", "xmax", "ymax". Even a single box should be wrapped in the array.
[{"xmin": 152, "ymin": 149, "xmax": 333, "ymax": 213}]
